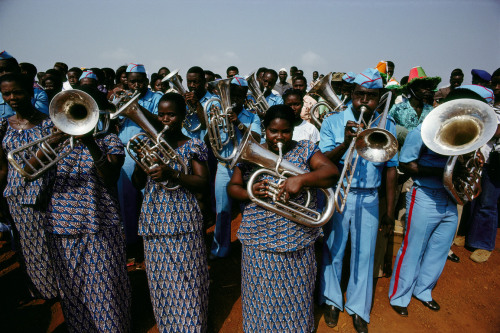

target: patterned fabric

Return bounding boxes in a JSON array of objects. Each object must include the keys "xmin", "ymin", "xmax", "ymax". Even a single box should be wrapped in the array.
[
  {"xmin": 388, "ymin": 100, "xmax": 433, "ymax": 131},
  {"xmin": 241, "ymin": 244, "xmax": 316, "ymax": 333},
  {"xmin": 143, "ymin": 232, "xmax": 209, "ymax": 333},
  {"xmin": 237, "ymin": 140, "xmax": 321, "ymax": 252},
  {"xmin": 47, "ymin": 226, "xmax": 131, "ymax": 333},
  {"xmin": 139, "ymin": 139, "xmax": 208, "ymax": 236},
  {"xmin": 300, "ymin": 94, "xmax": 318, "ymax": 122},
  {"xmin": 0, "ymin": 118, "xmax": 58, "ymax": 299},
  {"xmin": 46, "ymin": 133, "xmax": 124, "ymax": 235}
]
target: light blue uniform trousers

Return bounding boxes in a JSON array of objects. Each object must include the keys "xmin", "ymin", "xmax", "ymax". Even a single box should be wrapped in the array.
[
  {"xmin": 389, "ymin": 185, "xmax": 457, "ymax": 307},
  {"xmin": 319, "ymin": 188, "xmax": 379, "ymax": 323},
  {"xmin": 210, "ymin": 163, "xmax": 233, "ymax": 257}
]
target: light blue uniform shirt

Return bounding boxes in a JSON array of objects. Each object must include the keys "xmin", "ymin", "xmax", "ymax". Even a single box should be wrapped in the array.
[
  {"xmin": 399, "ymin": 124, "xmax": 448, "ymax": 189},
  {"xmin": 319, "ymin": 104, "xmax": 398, "ymax": 189},
  {"xmin": 218, "ymin": 108, "xmax": 261, "ymax": 161},
  {"xmin": 182, "ymin": 90, "xmax": 217, "ymax": 140},
  {"xmin": 0, "ymin": 87, "xmax": 49, "ymax": 118},
  {"xmin": 266, "ymin": 92, "xmax": 283, "ymax": 106}
]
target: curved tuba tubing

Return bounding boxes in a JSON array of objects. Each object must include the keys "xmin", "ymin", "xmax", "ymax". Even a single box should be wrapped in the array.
[
  {"xmin": 203, "ymin": 78, "xmax": 239, "ymax": 162},
  {"xmin": 111, "ymin": 92, "xmax": 188, "ymax": 190},
  {"xmin": 229, "ymin": 129, "xmax": 335, "ymax": 228},
  {"xmin": 245, "ymin": 70, "xmax": 270, "ymax": 117},
  {"xmin": 162, "ymin": 69, "xmax": 202, "ymax": 132},
  {"xmin": 333, "ymin": 91, "xmax": 398, "ymax": 213},
  {"xmin": 7, "ymin": 90, "xmax": 100, "ymax": 180},
  {"xmin": 421, "ymin": 98, "xmax": 497, "ymax": 205},
  {"xmin": 307, "ymin": 72, "xmax": 345, "ymax": 128}
]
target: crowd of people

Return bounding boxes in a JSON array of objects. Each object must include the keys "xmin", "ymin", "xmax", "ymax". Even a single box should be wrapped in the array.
[{"xmin": 0, "ymin": 49, "xmax": 499, "ymax": 333}]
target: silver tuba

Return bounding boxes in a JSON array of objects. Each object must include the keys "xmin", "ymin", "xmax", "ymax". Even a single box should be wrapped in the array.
[
  {"xmin": 111, "ymin": 93, "xmax": 188, "ymax": 190},
  {"xmin": 229, "ymin": 129, "xmax": 335, "ymax": 227},
  {"xmin": 421, "ymin": 98, "xmax": 497, "ymax": 205},
  {"xmin": 203, "ymin": 79, "xmax": 239, "ymax": 162},
  {"xmin": 334, "ymin": 91, "xmax": 398, "ymax": 213},
  {"xmin": 307, "ymin": 72, "xmax": 346, "ymax": 128},
  {"xmin": 162, "ymin": 69, "xmax": 202, "ymax": 132},
  {"xmin": 245, "ymin": 70, "xmax": 269, "ymax": 117},
  {"xmin": 7, "ymin": 90, "xmax": 100, "ymax": 180}
]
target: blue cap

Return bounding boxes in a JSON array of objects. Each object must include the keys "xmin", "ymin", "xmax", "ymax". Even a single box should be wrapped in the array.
[
  {"xmin": 231, "ymin": 75, "xmax": 248, "ymax": 87},
  {"xmin": 79, "ymin": 70, "xmax": 97, "ymax": 81},
  {"xmin": 0, "ymin": 50, "xmax": 13, "ymax": 60},
  {"xmin": 342, "ymin": 72, "xmax": 356, "ymax": 83},
  {"xmin": 471, "ymin": 69, "xmax": 491, "ymax": 82},
  {"xmin": 457, "ymin": 85, "xmax": 494, "ymax": 104},
  {"xmin": 353, "ymin": 68, "xmax": 383, "ymax": 89},
  {"xmin": 126, "ymin": 63, "xmax": 146, "ymax": 73}
]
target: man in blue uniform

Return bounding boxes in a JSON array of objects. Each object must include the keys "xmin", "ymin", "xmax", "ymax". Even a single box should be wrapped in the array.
[
  {"xmin": 319, "ymin": 68, "xmax": 398, "ymax": 333},
  {"xmin": 210, "ymin": 75, "xmax": 261, "ymax": 258}
]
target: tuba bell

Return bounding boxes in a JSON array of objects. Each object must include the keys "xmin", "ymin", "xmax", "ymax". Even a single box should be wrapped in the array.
[
  {"xmin": 111, "ymin": 92, "xmax": 188, "ymax": 190},
  {"xmin": 228, "ymin": 129, "xmax": 336, "ymax": 227},
  {"xmin": 245, "ymin": 70, "xmax": 270, "ymax": 117},
  {"xmin": 7, "ymin": 90, "xmax": 100, "ymax": 180},
  {"xmin": 307, "ymin": 72, "xmax": 346, "ymax": 128},
  {"xmin": 421, "ymin": 98, "xmax": 497, "ymax": 205}
]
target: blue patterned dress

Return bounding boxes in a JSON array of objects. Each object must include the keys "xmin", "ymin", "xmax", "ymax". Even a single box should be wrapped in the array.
[
  {"xmin": 0, "ymin": 118, "xmax": 59, "ymax": 300},
  {"xmin": 237, "ymin": 140, "xmax": 321, "ymax": 333},
  {"xmin": 45, "ymin": 133, "xmax": 131, "ymax": 333},
  {"xmin": 139, "ymin": 138, "xmax": 209, "ymax": 333}
]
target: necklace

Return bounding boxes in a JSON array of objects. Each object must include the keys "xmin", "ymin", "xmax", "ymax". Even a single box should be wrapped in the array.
[{"xmin": 11, "ymin": 116, "xmax": 32, "ymax": 134}]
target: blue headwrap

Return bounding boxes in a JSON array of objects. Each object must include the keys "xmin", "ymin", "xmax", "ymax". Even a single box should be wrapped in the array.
[
  {"xmin": 126, "ymin": 63, "xmax": 146, "ymax": 73},
  {"xmin": 353, "ymin": 68, "xmax": 383, "ymax": 89},
  {"xmin": 79, "ymin": 70, "xmax": 97, "ymax": 81},
  {"xmin": 231, "ymin": 75, "xmax": 248, "ymax": 87}
]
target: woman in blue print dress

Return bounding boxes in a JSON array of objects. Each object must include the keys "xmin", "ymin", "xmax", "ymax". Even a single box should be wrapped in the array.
[
  {"xmin": 132, "ymin": 93, "xmax": 210, "ymax": 333},
  {"xmin": 228, "ymin": 105, "xmax": 339, "ymax": 332},
  {"xmin": 0, "ymin": 73, "xmax": 59, "ymax": 301}
]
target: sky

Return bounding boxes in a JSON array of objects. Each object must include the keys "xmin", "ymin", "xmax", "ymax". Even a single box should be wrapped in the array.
[{"xmin": 1, "ymin": 0, "xmax": 499, "ymax": 88}]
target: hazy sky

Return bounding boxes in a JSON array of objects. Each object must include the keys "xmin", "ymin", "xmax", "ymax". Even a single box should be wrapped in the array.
[{"xmin": 1, "ymin": 0, "xmax": 499, "ymax": 87}]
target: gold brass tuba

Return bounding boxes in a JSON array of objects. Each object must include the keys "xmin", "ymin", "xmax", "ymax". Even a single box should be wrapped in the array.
[
  {"xmin": 203, "ymin": 79, "xmax": 239, "ymax": 162},
  {"xmin": 421, "ymin": 98, "xmax": 497, "ymax": 205},
  {"xmin": 307, "ymin": 72, "xmax": 346, "ymax": 128},
  {"xmin": 334, "ymin": 91, "xmax": 398, "ymax": 213},
  {"xmin": 229, "ymin": 129, "xmax": 335, "ymax": 227},
  {"xmin": 245, "ymin": 70, "xmax": 270, "ymax": 117},
  {"xmin": 162, "ymin": 69, "xmax": 202, "ymax": 132},
  {"xmin": 7, "ymin": 90, "xmax": 100, "ymax": 180},
  {"xmin": 111, "ymin": 93, "xmax": 188, "ymax": 190}
]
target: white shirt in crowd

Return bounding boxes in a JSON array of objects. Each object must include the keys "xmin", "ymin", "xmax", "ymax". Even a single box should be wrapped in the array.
[{"xmin": 292, "ymin": 120, "xmax": 320, "ymax": 143}]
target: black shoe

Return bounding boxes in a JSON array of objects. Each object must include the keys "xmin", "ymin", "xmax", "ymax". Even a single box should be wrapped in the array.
[
  {"xmin": 391, "ymin": 304, "xmax": 408, "ymax": 317},
  {"xmin": 420, "ymin": 299, "xmax": 440, "ymax": 311},
  {"xmin": 352, "ymin": 314, "xmax": 368, "ymax": 333},
  {"xmin": 324, "ymin": 305, "xmax": 340, "ymax": 328},
  {"xmin": 447, "ymin": 253, "xmax": 460, "ymax": 263}
]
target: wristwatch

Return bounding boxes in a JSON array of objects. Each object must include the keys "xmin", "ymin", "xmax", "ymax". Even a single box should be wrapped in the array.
[{"xmin": 237, "ymin": 122, "xmax": 245, "ymax": 131}]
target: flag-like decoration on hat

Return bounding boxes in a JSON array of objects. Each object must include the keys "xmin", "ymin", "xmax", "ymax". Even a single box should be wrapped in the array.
[{"xmin": 375, "ymin": 61, "xmax": 388, "ymax": 74}]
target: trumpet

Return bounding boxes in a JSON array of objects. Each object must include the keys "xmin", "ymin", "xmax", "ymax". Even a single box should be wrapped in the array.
[
  {"xmin": 421, "ymin": 98, "xmax": 497, "ymax": 205},
  {"xmin": 7, "ymin": 90, "xmax": 100, "ymax": 180},
  {"xmin": 334, "ymin": 91, "xmax": 398, "ymax": 213},
  {"xmin": 162, "ymin": 69, "xmax": 202, "ymax": 132},
  {"xmin": 245, "ymin": 70, "xmax": 269, "ymax": 117},
  {"xmin": 229, "ymin": 129, "xmax": 335, "ymax": 227},
  {"xmin": 111, "ymin": 92, "xmax": 188, "ymax": 190},
  {"xmin": 203, "ymin": 79, "xmax": 239, "ymax": 162},
  {"xmin": 308, "ymin": 72, "xmax": 346, "ymax": 128}
]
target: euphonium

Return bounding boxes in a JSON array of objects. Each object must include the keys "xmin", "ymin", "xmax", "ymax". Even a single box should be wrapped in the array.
[
  {"xmin": 245, "ymin": 70, "xmax": 269, "ymax": 117},
  {"xmin": 229, "ymin": 129, "xmax": 335, "ymax": 227},
  {"xmin": 7, "ymin": 90, "xmax": 101, "ymax": 180},
  {"xmin": 333, "ymin": 91, "xmax": 398, "ymax": 213},
  {"xmin": 307, "ymin": 72, "xmax": 346, "ymax": 128},
  {"xmin": 162, "ymin": 69, "xmax": 201, "ymax": 132},
  {"xmin": 111, "ymin": 93, "xmax": 188, "ymax": 190},
  {"xmin": 421, "ymin": 98, "xmax": 497, "ymax": 205}
]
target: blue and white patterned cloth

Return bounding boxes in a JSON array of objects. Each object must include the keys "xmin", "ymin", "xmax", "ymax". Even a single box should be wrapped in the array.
[{"xmin": 388, "ymin": 100, "xmax": 433, "ymax": 132}]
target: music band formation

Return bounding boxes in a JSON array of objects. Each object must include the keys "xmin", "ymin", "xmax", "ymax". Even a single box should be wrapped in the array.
[{"xmin": 0, "ymin": 49, "xmax": 499, "ymax": 333}]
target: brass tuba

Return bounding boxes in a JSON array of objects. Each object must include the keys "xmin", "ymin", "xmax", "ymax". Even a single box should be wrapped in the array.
[
  {"xmin": 307, "ymin": 72, "xmax": 346, "ymax": 128},
  {"xmin": 203, "ymin": 79, "xmax": 239, "ymax": 162},
  {"xmin": 421, "ymin": 98, "xmax": 497, "ymax": 205},
  {"xmin": 111, "ymin": 93, "xmax": 188, "ymax": 190},
  {"xmin": 229, "ymin": 129, "xmax": 335, "ymax": 227},
  {"xmin": 245, "ymin": 70, "xmax": 269, "ymax": 117},
  {"xmin": 333, "ymin": 91, "xmax": 398, "ymax": 213},
  {"xmin": 162, "ymin": 69, "xmax": 202, "ymax": 132},
  {"xmin": 7, "ymin": 90, "xmax": 100, "ymax": 180}
]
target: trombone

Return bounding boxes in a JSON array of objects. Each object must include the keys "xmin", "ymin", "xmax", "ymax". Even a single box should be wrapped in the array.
[
  {"xmin": 7, "ymin": 90, "xmax": 100, "ymax": 180},
  {"xmin": 307, "ymin": 72, "xmax": 346, "ymax": 128},
  {"xmin": 333, "ymin": 91, "xmax": 398, "ymax": 213},
  {"xmin": 162, "ymin": 69, "xmax": 202, "ymax": 132}
]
